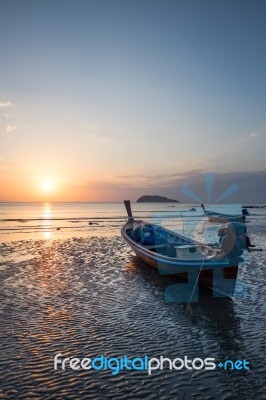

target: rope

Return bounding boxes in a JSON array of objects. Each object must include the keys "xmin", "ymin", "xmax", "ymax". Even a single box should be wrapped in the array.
[
  {"xmin": 179, "ymin": 210, "xmax": 185, "ymax": 234},
  {"xmin": 155, "ymin": 256, "xmax": 207, "ymax": 399}
]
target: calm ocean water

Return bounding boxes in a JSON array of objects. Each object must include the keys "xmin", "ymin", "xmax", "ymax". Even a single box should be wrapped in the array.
[{"xmin": 1, "ymin": 202, "xmax": 265, "ymax": 242}]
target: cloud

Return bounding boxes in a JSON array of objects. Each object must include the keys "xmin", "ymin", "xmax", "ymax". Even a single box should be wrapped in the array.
[
  {"xmin": 0, "ymin": 101, "xmax": 11, "ymax": 108},
  {"xmin": 84, "ymin": 169, "xmax": 266, "ymax": 203},
  {"xmin": 244, "ymin": 127, "xmax": 266, "ymax": 141},
  {"xmin": 114, "ymin": 170, "xmax": 203, "ymax": 189},
  {"xmin": 0, "ymin": 101, "xmax": 16, "ymax": 133},
  {"xmin": 246, "ymin": 132, "xmax": 260, "ymax": 140},
  {"xmin": 5, "ymin": 124, "xmax": 16, "ymax": 133}
]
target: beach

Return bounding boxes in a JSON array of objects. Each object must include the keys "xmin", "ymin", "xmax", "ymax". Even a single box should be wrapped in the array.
[
  {"xmin": 2, "ymin": 0, "xmax": 266, "ymax": 397},
  {"xmin": 0, "ymin": 203, "xmax": 266, "ymax": 399}
]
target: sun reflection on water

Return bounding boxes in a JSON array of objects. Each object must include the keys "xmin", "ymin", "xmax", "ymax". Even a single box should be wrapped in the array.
[
  {"xmin": 43, "ymin": 203, "xmax": 52, "ymax": 239},
  {"xmin": 43, "ymin": 230, "xmax": 52, "ymax": 240}
]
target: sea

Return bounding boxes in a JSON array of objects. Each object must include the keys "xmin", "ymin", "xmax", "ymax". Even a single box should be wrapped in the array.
[
  {"xmin": 1, "ymin": 201, "xmax": 265, "ymax": 242},
  {"xmin": 0, "ymin": 202, "xmax": 266, "ymax": 399}
]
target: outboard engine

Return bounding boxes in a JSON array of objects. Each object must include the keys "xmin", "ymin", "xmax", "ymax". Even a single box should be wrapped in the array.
[{"xmin": 218, "ymin": 222, "xmax": 247, "ymax": 259}]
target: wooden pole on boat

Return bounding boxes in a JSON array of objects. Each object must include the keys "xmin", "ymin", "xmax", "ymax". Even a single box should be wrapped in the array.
[
  {"xmin": 201, "ymin": 204, "xmax": 206, "ymax": 213},
  {"xmin": 124, "ymin": 200, "xmax": 134, "ymax": 222}
]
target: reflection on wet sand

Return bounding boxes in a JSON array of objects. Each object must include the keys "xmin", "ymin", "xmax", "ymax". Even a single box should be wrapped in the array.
[
  {"xmin": 127, "ymin": 257, "xmax": 244, "ymax": 354},
  {"xmin": 0, "ymin": 236, "xmax": 265, "ymax": 399}
]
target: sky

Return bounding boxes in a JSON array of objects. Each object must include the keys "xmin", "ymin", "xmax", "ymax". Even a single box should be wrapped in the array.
[{"xmin": 1, "ymin": 0, "xmax": 266, "ymax": 202}]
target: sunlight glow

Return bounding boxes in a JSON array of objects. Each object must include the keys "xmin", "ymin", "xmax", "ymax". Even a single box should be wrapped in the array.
[
  {"xmin": 43, "ymin": 231, "xmax": 52, "ymax": 239},
  {"xmin": 43, "ymin": 204, "xmax": 52, "ymax": 219},
  {"xmin": 42, "ymin": 180, "xmax": 53, "ymax": 192}
]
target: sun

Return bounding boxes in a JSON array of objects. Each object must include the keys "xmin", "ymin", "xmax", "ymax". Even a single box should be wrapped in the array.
[{"xmin": 42, "ymin": 179, "xmax": 53, "ymax": 192}]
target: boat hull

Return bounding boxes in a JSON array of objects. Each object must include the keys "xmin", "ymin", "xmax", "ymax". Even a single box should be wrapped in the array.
[
  {"xmin": 207, "ymin": 215, "xmax": 244, "ymax": 223},
  {"xmin": 205, "ymin": 211, "xmax": 244, "ymax": 223},
  {"xmin": 121, "ymin": 222, "xmax": 239, "ymax": 299}
]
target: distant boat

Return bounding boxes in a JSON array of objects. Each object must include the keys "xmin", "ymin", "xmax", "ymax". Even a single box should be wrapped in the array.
[
  {"xmin": 122, "ymin": 201, "xmax": 245, "ymax": 298},
  {"xmin": 201, "ymin": 204, "xmax": 245, "ymax": 223}
]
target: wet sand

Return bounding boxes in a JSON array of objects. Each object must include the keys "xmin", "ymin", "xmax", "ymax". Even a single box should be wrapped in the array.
[{"xmin": 0, "ymin": 233, "xmax": 265, "ymax": 399}]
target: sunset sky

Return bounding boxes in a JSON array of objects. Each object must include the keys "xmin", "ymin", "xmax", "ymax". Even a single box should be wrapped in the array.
[{"xmin": 1, "ymin": 0, "xmax": 266, "ymax": 202}]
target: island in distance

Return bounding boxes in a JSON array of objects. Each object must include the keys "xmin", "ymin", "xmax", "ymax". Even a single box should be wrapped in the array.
[{"xmin": 137, "ymin": 195, "xmax": 179, "ymax": 203}]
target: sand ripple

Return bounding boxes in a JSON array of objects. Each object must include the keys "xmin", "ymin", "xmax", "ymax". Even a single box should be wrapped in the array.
[{"xmin": 0, "ymin": 236, "xmax": 265, "ymax": 399}]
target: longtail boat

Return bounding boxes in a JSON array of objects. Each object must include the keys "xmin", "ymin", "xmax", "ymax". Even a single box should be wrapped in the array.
[
  {"xmin": 201, "ymin": 204, "xmax": 245, "ymax": 223},
  {"xmin": 121, "ymin": 201, "xmax": 246, "ymax": 299}
]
